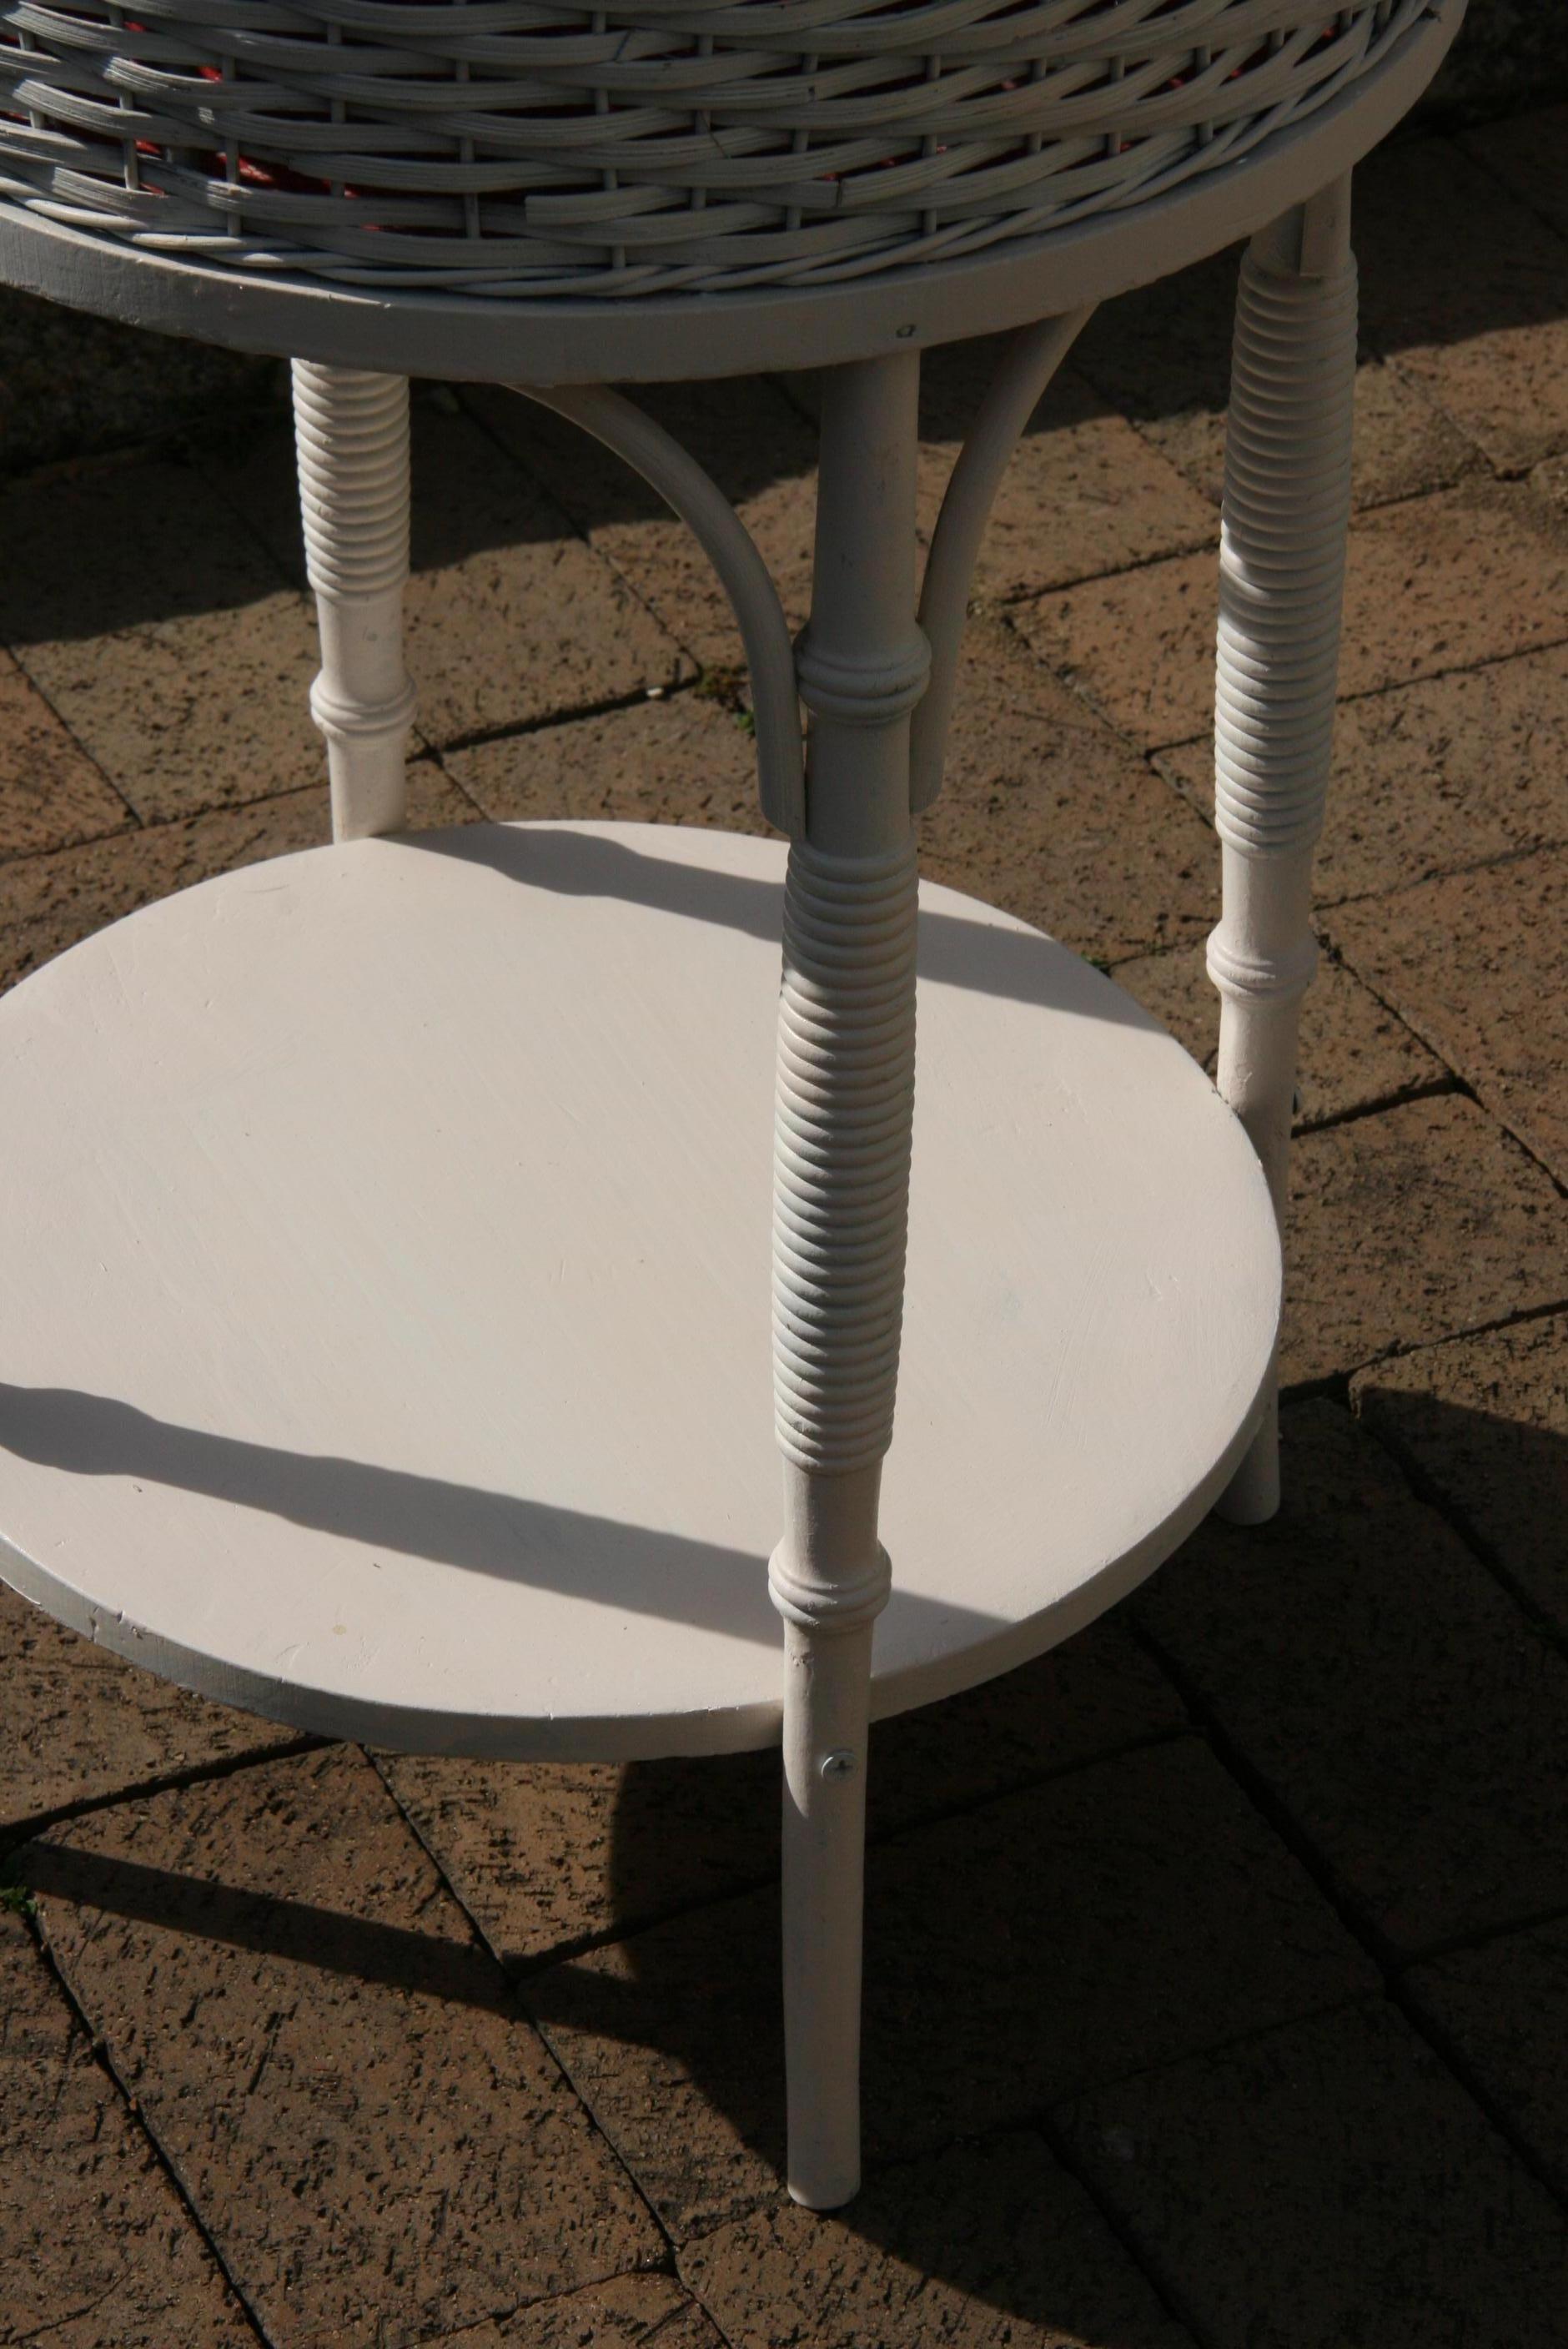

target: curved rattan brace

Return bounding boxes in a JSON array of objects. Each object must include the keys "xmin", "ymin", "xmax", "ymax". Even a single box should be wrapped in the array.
[
  {"xmin": 511, "ymin": 382, "xmax": 805, "ymax": 838},
  {"xmin": 910, "ymin": 303, "xmax": 1093, "ymax": 813}
]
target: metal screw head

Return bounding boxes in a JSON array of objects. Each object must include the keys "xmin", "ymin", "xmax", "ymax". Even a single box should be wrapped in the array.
[{"xmin": 821, "ymin": 1748, "xmax": 857, "ymax": 1780}]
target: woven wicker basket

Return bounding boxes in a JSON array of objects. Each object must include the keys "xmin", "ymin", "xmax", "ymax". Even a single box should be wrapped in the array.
[{"xmin": 0, "ymin": 0, "xmax": 1425, "ymax": 301}]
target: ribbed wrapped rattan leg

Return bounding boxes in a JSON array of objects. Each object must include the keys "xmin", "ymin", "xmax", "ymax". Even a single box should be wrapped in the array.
[
  {"xmin": 1209, "ymin": 182, "xmax": 1357, "ymax": 1526},
  {"xmin": 769, "ymin": 352, "xmax": 927, "ymax": 2211},
  {"xmin": 292, "ymin": 364, "xmax": 416, "ymax": 843}
]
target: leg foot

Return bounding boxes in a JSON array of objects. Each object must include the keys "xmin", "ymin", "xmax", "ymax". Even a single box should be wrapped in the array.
[
  {"xmin": 1216, "ymin": 1394, "xmax": 1281, "ymax": 1525},
  {"xmin": 292, "ymin": 364, "xmax": 415, "ymax": 842},
  {"xmin": 779, "ymin": 1593, "xmax": 876, "ymax": 2209},
  {"xmin": 1209, "ymin": 181, "xmax": 1357, "ymax": 1522},
  {"xmin": 769, "ymin": 353, "xmax": 924, "ymax": 2207}
]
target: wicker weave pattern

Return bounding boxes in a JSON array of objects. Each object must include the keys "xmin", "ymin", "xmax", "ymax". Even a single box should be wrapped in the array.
[{"xmin": 0, "ymin": 0, "xmax": 1420, "ymax": 299}]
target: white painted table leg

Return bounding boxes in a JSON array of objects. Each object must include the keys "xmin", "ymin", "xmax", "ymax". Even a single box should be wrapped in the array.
[
  {"xmin": 1209, "ymin": 179, "xmax": 1358, "ymax": 1527},
  {"xmin": 292, "ymin": 363, "xmax": 416, "ymax": 842},
  {"xmin": 769, "ymin": 352, "xmax": 928, "ymax": 2211}
]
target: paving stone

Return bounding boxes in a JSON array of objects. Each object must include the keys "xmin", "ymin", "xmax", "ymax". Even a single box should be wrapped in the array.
[
  {"xmin": 209, "ymin": 405, "xmax": 689, "ymax": 747},
  {"xmin": 384, "ymin": 1746, "xmax": 781, "ymax": 1981},
  {"xmin": 25, "ymin": 591, "xmax": 323, "ymax": 826},
  {"xmin": 383, "ymin": 1617, "xmax": 1182, "ymax": 1970},
  {"xmin": 0, "ymin": 1581, "xmax": 305, "ymax": 1847},
  {"xmin": 405, "ymin": 410, "xmax": 689, "ymax": 745},
  {"xmin": 1059, "ymin": 1999, "xmax": 1568, "ymax": 2349},
  {"xmin": 917, "ymin": 616, "xmax": 1217, "ymax": 960},
  {"xmin": 528, "ymin": 1738, "xmax": 1371, "ymax": 2241},
  {"xmin": 1074, "ymin": 242, "xmax": 1479, "ymax": 513},
  {"xmin": 442, "ymin": 690, "xmax": 761, "ymax": 835},
  {"xmin": 195, "ymin": 400, "xmax": 332, "ymax": 590},
  {"xmin": 21, "ymin": 1745, "xmax": 660, "ymax": 2348},
  {"xmin": 1328, "ymin": 847, "xmax": 1568, "ymax": 1183},
  {"xmin": 1013, "ymin": 482, "xmax": 1568, "ymax": 752},
  {"xmin": 1113, "ymin": 941, "xmax": 1444, "ymax": 1129},
  {"xmin": 682, "ymin": 2131, "xmax": 1194, "ymax": 2349},
  {"xmin": 1406, "ymin": 1915, "xmax": 1568, "ymax": 2200},
  {"xmin": 0, "ymin": 763, "xmax": 476, "ymax": 993},
  {"xmin": 1433, "ymin": 17, "xmax": 1568, "ymax": 122},
  {"xmin": 917, "ymin": 341, "xmax": 1218, "ymax": 599},
  {"xmin": 1527, "ymin": 446, "xmax": 1568, "ymax": 517},
  {"xmin": 854, "ymin": 1614, "xmax": 1185, "ymax": 1854},
  {"xmin": 1278, "ymin": 1094, "xmax": 1566, "ymax": 1386},
  {"xmin": 0, "ymin": 652, "xmax": 130, "ymax": 861},
  {"xmin": 0, "ymin": 288, "xmax": 279, "ymax": 480},
  {"xmin": 0, "ymin": 1905, "xmax": 257, "ymax": 2346},
  {"xmin": 1010, "ymin": 544, "xmax": 1218, "ymax": 752},
  {"xmin": 1460, "ymin": 103, "xmax": 1568, "ymax": 244},
  {"xmin": 0, "ymin": 459, "xmax": 327, "ymax": 822},
  {"xmin": 450, "ymin": 2272, "xmax": 721, "ymax": 2349},
  {"xmin": 1159, "ymin": 640, "xmax": 1568, "ymax": 903},
  {"xmin": 466, "ymin": 377, "xmax": 821, "ymax": 669},
  {"xmin": 1333, "ymin": 352, "xmax": 1484, "ymax": 511},
  {"xmin": 1138, "ymin": 1401, "xmax": 1568, "ymax": 1955},
  {"xmin": 1354, "ymin": 133, "xmax": 1568, "ymax": 476},
  {"xmin": 1351, "ymin": 1315, "xmax": 1568, "ymax": 1636}
]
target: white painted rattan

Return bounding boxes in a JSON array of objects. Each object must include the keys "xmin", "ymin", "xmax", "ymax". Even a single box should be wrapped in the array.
[
  {"xmin": 0, "ymin": 0, "xmax": 1418, "ymax": 299},
  {"xmin": 0, "ymin": 0, "xmax": 1460, "ymax": 2221}
]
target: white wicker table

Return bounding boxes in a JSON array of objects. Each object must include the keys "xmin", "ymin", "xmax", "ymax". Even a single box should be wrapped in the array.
[{"xmin": 0, "ymin": 0, "xmax": 1463, "ymax": 2212}]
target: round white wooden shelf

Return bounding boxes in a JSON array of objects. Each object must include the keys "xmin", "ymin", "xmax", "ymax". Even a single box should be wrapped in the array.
[{"xmin": 0, "ymin": 821, "xmax": 1278, "ymax": 1759}]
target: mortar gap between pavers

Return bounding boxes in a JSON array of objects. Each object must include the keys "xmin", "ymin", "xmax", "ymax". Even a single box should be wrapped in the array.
[
  {"xmin": 18, "ymin": 1888, "xmax": 278, "ymax": 2346},
  {"xmin": 0, "ymin": 1733, "xmax": 334, "ymax": 1864},
  {"xmin": 430, "ymin": 679, "xmax": 706, "ymax": 765}
]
